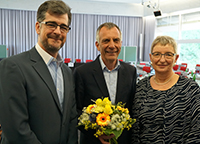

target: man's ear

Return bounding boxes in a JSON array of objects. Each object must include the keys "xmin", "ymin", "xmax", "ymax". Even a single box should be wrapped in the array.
[
  {"xmin": 35, "ymin": 22, "xmax": 41, "ymax": 35},
  {"xmin": 95, "ymin": 41, "xmax": 100, "ymax": 51}
]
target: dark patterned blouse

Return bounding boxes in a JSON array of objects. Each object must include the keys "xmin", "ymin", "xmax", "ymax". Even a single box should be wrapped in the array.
[{"xmin": 132, "ymin": 75, "xmax": 200, "ymax": 144}]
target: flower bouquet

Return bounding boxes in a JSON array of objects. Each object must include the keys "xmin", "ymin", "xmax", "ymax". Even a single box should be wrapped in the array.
[{"xmin": 78, "ymin": 97, "xmax": 136, "ymax": 144}]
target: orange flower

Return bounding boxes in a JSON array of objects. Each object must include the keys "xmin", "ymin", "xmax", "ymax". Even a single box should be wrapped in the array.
[
  {"xmin": 86, "ymin": 104, "xmax": 95, "ymax": 114},
  {"xmin": 96, "ymin": 113, "xmax": 111, "ymax": 126}
]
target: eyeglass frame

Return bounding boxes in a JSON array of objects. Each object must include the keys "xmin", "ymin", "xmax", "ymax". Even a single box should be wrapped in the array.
[
  {"xmin": 40, "ymin": 21, "xmax": 71, "ymax": 33},
  {"xmin": 151, "ymin": 52, "xmax": 176, "ymax": 59}
]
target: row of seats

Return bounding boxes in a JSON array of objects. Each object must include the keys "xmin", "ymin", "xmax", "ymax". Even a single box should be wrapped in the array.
[
  {"xmin": 64, "ymin": 59, "xmax": 200, "ymax": 77},
  {"xmin": 64, "ymin": 58, "xmax": 93, "ymax": 63},
  {"xmin": 64, "ymin": 58, "xmax": 124, "ymax": 63}
]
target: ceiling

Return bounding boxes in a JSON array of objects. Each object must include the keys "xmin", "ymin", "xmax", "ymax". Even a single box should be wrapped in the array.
[
  {"xmin": 77, "ymin": 0, "xmax": 200, "ymax": 15},
  {"xmin": 82, "ymin": 0, "xmax": 143, "ymax": 3},
  {"xmin": 74, "ymin": 0, "xmax": 167, "ymax": 4},
  {"xmin": 0, "ymin": 0, "xmax": 200, "ymax": 17}
]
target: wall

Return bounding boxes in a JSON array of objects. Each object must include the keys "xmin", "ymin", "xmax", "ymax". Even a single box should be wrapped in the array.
[
  {"xmin": 0, "ymin": 0, "xmax": 144, "ymax": 17},
  {"xmin": 1, "ymin": 0, "xmax": 200, "ymax": 17}
]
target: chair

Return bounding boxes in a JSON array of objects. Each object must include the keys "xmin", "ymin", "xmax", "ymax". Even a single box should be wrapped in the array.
[
  {"xmin": 86, "ymin": 60, "xmax": 93, "ymax": 63},
  {"xmin": 181, "ymin": 63, "xmax": 187, "ymax": 68},
  {"xmin": 173, "ymin": 64, "xmax": 179, "ymax": 71},
  {"xmin": 140, "ymin": 63, "xmax": 146, "ymax": 65},
  {"xmin": 142, "ymin": 66, "xmax": 151, "ymax": 73},
  {"xmin": 196, "ymin": 64, "xmax": 200, "ymax": 74},
  {"xmin": 175, "ymin": 71, "xmax": 181, "ymax": 75},
  {"xmin": 64, "ymin": 58, "xmax": 71, "ymax": 63},
  {"xmin": 180, "ymin": 66, "xmax": 186, "ymax": 71},
  {"xmin": 75, "ymin": 59, "xmax": 81, "ymax": 63}
]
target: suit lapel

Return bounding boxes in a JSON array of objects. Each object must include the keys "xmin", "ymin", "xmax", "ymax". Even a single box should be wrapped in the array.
[
  {"xmin": 61, "ymin": 65, "xmax": 71, "ymax": 120},
  {"xmin": 92, "ymin": 56, "xmax": 109, "ymax": 97},
  {"xmin": 29, "ymin": 47, "xmax": 62, "ymax": 113},
  {"xmin": 115, "ymin": 63, "xmax": 126, "ymax": 103}
]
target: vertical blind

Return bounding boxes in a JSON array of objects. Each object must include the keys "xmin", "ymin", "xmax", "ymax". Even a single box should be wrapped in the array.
[{"xmin": 0, "ymin": 8, "xmax": 154, "ymax": 62}]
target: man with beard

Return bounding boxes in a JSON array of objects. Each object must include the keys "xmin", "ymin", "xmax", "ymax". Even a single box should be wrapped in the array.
[
  {"xmin": 0, "ymin": 1, "xmax": 78, "ymax": 144},
  {"xmin": 74, "ymin": 22, "xmax": 137, "ymax": 144}
]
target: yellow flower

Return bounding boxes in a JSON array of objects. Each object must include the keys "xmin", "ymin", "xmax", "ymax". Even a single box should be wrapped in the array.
[
  {"xmin": 86, "ymin": 104, "xmax": 95, "ymax": 114},
  {"xmin": 96, "ymin": 113, "xmax": 111, "ymax": 126},
  {"xmin": 94, "ymin": 129, "xmax": 104, "ymax": 137},
  {"xmin": 117, "ymin": 106, "xmax": 122, "ymax": 111},
  {"xmin": 124, "ymin": 108, "xmax": 129, "ymax": 114},
  {"xmin": 104, "ymin": 104, "xmax": 113, "ymax": 115},
  {"xmin": 96, "ymin": 98, "xmax": 103, "ymax": 106},
  {"xmin": 94, "ymin": 105, "xmax": 104, "ymax": 113},
  {"xmin": 102, "ymin": 97, "xmax": 111, "ymax": 106}
]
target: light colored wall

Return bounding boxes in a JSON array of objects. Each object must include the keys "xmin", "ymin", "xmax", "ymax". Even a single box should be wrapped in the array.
[
  {"xmin": 144, "ymin": 0, "xmax": 200, "ymax": 16},
  {"xmin": 1, "ymin": 0, "xmax": 200, "ymax": 17},
  {"xmin": 0, "ymin": 0, "xmax": 144, "ymax": 17}
]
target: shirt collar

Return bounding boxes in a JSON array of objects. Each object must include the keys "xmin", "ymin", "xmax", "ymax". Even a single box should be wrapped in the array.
[
  {"xmin": 99, "ymin": 55, "xmax": 120, "ymax": 71},
  {"xmin": 35, "ymin": 43, "xmax": 63, "ymax": 66}
]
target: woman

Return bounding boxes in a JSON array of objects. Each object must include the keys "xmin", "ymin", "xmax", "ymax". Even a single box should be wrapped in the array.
[{"xmin": 132, "ymin": 36, "xmax": 200, "ymax": 143}]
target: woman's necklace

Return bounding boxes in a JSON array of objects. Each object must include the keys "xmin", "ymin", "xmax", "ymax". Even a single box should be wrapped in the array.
[{"xmin": 153, "ymin": 73, "xmax": 174, "ymax": 85}]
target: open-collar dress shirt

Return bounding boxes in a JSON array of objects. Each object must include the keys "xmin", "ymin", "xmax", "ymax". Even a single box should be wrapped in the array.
[
  {"xmin": 35, "ymin": 43, "xmax": 64, "ymax": 110},
  {"xmin": 99, "ymin": 55, "xmax": 120, "ymax": 104}
]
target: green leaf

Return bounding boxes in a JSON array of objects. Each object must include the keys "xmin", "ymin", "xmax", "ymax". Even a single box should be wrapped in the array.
[
  {"xmin": 109, "ymin": 137, "xmax": 118, "ymax": 144},
  {"xmin": 103, "ymin": 128, "xmax": 123, "ymax": 139}
]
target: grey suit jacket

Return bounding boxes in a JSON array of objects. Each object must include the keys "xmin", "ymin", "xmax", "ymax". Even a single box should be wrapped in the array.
[
  {"xmin": 73, "ymin": 55, "xmax": 137, "ymax": 144},
  {"xmin": 0, "ymin": 47, "xmax": 78, "ymax": 144}
]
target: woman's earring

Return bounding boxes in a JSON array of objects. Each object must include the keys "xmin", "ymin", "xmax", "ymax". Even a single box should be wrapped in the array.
[{"xmin": 150, "ymin": 61, "xmax": 152, "ymax": 65}]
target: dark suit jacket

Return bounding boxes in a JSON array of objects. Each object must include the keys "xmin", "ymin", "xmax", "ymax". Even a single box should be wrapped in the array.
[
  {"xmin": 73, "ymin": 55, "xmax": 137, "ymax": 144},
  {"xmin": 0, "ymin": 47, "xmax": 78, "ymax": 144}
]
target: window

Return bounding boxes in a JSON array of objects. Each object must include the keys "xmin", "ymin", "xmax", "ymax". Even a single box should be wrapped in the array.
[
  {"xmin": 156, "ymin": 15, "xmax": 179, "ymax": 39},
  {"xmin": 178, "ymin": 43, "xmax": 200, "ymax": 71},
  {"xmin": 181, "ymin": 11, "xmax": 200, "ymax": 40},
  {"xmin": 155, "ymin": 10, "xmax": 200, "ymax": 71}
]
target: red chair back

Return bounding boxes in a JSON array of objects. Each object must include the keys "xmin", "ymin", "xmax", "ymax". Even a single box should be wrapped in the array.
[
  {"xmin": 173, "ymin": 65, "xmax": 179, "ymax": 71},
  {"xmin": 180, "ymin": 66, "xmax": 186, "ymax": 71},
  {"xmin": 196, "ymin": 64, "xmax": 200, "ymax": 74},
  {"xmin": 86, "ymin": 60, "xmax": 93, "ymax": 63},
  {"xmin": 181, "ymin": 63, "xmax": 187, "ymax": 68},
  {"xmin": 64, "ymin": 58, "xmax": 71, "ymax": 63},
  {"xmin": 142, "ymin": 66, "xmax": 151, "ymax": 73},
  {"xmin": 175, "ymin": 71, "xmax": 181, "ymax": 75},
  {"xmin": 75, "ymin": 59, "xmax": 81, "ymax": 63}
]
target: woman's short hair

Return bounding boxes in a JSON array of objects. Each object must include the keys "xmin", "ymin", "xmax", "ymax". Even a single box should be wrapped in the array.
[
  {"xmin": 151, "ymin": 36, "xmax": 177, "ymax": 54},
  {"xmin": 37, "ymin": 0, "xmax": 72, "ymax": 26}
]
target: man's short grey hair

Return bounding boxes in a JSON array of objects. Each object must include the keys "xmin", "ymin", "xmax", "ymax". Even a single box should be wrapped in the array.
[{"xmin": 96, "ymin": 22, "xmax": 122, "ymax": 43}]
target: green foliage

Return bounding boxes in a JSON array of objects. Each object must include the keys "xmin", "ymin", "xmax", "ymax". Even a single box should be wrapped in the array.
[
  {"xmin": 182, "ymin": 30, "xmax": 200, "ymax": 39},
  {"xmin": 179, "ymin": 43, "xmax": 200, "ymax": 70}
]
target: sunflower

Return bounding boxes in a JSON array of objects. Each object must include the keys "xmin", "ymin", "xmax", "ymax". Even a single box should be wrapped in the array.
[{"xmin": 96, "ymin": 113, "xmax": 111, "ymax": 126}]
